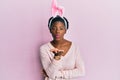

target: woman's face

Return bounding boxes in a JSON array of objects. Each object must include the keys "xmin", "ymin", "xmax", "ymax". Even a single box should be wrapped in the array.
[{"xmin": 50, "ymin": 21, "xmax": 66, "ymax": 41}]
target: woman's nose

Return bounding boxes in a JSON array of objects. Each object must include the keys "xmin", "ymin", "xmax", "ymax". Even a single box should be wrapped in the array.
[{"xmin": 56, "ymin": 29, "xmax": 60, "ymax": 33}]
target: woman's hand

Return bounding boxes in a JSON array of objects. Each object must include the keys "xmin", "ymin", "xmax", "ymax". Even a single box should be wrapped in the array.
[{"xmin": 50, "ymin": 48, "xmax": 64, "ymax": 60}]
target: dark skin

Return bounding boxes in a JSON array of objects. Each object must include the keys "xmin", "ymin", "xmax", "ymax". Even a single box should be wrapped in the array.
[
  {"xmin": 50, "ymin": 21, "xmax": 72, "ymax": 57},
  {"xmin": 42, "ymin": 21, "xmax": 71, "ymax": 77}
]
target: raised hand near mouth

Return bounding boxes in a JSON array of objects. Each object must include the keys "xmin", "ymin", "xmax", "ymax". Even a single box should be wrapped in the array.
[{"xmin": 50, "ymin": 48, "xmax": 64, "ymax": 60}]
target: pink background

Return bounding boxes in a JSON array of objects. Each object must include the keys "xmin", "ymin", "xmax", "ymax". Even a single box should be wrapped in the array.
[{"xmin": 0, "ymin": 0, "xmax": 120, "ymax": 80}]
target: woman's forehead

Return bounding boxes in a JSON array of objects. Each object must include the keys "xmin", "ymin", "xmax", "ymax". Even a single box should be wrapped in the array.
[{"xmin": 52, "ymin": 21, "xmax": 65, "ymax": 26}]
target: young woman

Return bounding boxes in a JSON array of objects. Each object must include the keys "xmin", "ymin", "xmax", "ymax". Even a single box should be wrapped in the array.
[
  {"xmin": 40, "ymin": 0, "xmax": 85, "ymax": 80},
  {"xmin": 40, "ymin": 15, "xmax": 85, "ymax": 80}
]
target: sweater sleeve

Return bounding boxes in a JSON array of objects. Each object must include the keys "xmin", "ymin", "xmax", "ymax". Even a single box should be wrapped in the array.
[
  {"xmin": 61, "ymin": 46, "xmax": 85, "ymax": 79},
  {"xmin": 40, "ymin": 46, "xmax": 64, "ymax": 79}
]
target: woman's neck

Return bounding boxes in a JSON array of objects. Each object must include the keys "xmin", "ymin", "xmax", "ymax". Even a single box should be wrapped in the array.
[{"xmin": 52, "ymin": 39, "xmax": 66, "ymax": 45}]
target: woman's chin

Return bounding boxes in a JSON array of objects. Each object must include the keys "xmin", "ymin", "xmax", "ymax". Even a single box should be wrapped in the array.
[{"xmin": 54, "ymin": 38, "xmax": 61, "ymax": 41}]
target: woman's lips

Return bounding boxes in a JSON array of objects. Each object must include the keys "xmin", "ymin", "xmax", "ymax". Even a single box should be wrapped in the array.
[{"xmin": 55, "ymin": 35, "xmax": 60, "ymax": 38}]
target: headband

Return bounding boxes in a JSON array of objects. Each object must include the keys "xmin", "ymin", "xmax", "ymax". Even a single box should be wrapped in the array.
[{"xmin": 48, "ymin": 0, "xmax": 68, "ymax": 29}]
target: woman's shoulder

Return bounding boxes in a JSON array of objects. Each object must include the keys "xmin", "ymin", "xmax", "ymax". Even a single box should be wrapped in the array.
[
  {"xmin": 70, "ymin": 42, "xmax": 81, "ymax": 50},
  {"xmin": 40, "ymin": 42, "xmax": 50, "ymax": 50},
  {"xmin": 64, "ymin": 40, "xmax": 79, "ymax": 47}
]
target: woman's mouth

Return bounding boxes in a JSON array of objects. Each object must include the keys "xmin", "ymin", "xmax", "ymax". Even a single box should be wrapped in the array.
[{"xmin": 55, "ymin": 35, "xmax": 60, "ymax": 38}]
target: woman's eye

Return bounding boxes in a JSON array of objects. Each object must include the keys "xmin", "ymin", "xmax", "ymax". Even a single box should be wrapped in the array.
[
  {"xmin": 51, "ymin": 26, "xmax": 65, "ymax": 31},
  {"xmin": 51, "ymin": 27, "xmax": 56, "ymax": 30},
  {"xmin": 60, "ymin": 28, "xmax": 64, "ymax": 30}
]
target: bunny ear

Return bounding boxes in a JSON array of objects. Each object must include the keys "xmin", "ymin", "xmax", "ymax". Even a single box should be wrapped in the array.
[
  {"xmin": 52, "ymin": 0, "xmax": 64, "ymax": 17},
  {"xmin": 52, "ymin": 0, "xmax": 57, "ymax": 17},
  {"xmin": 57, "ymin": 6, "xmax": 64, "ymax": 17}
]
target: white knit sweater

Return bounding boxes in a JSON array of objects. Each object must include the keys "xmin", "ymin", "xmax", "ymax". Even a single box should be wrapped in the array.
[{"xmin": 40, "ymin": 42, "xmax": 85, "ymax": 80}]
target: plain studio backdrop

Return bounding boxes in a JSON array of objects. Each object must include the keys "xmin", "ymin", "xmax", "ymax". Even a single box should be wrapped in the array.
[{"xmin": 0, "ymin": 0, "xmax": 120, "ymax": 80}]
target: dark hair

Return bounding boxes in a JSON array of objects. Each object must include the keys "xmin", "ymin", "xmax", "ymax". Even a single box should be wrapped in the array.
[{"xmin": 48, "ymin": 15, "xmax": 69, "ymax": 29}]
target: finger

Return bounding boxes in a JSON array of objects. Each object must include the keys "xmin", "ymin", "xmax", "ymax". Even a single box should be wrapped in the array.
[
  {"xmin": 58, "ymin": 50, "xmax": 64, "ymax": 52},
  {"xmin": 50, "ymin": 48, "xmax": 58, "ymax": 52}
]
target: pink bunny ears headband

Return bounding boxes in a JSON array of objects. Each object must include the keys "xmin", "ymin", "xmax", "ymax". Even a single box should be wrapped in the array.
[
  {"xmin": 52, "ymin": 0, "xmax": 64, "ymax": 17},
  {"xmin": 48, "ymin": 0, "xmax": 69, "ymax": 30}
]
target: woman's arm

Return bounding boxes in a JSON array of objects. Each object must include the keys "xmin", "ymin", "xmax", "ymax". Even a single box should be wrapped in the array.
[
  {"xmin": 40, "ymin": 46, "xmax": 64, "ymax": 79},
  {"xmin": 61, "ymin": 47, "xmax": 85, "ymax": 79}
]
